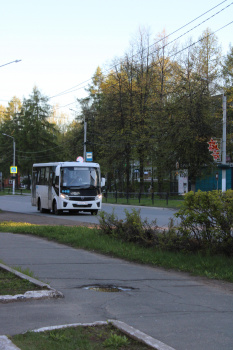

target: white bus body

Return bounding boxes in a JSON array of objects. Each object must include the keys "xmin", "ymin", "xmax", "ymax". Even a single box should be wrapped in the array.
[{"xmin": 31, "ymin": 161, "xmax": 105, "ymax": 215}]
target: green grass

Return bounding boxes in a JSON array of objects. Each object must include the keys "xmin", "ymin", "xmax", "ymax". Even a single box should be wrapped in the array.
[
  {"xmin": 10, "ymin": 324, "xmax": 152, "ymax": 350},
  {"xmin": 0, "ymin": 267, "xmax": 46, "ymax": 295},
  {"xmin": 0, "ymin": 221, "xmax": 232, "ymax": 283}
]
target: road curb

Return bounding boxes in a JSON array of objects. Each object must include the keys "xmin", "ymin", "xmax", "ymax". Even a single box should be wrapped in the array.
[
  {"xmin": 0, "ymin": 263, "xmax": 63, "ymax": 303},
  {"xmin": 109, "ymin": 320, "xmax": 176, "ymax": 350},
  {"xmin": 0, "ymin": 321, "xmax": 176, "ymax": 350}
]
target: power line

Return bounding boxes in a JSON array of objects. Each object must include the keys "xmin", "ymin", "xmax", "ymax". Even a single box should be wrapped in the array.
[
  {"xmin": 54, "ymin": 33, "xmax": 232, "ymax": 115},
  {"xmin": 67, "ymin": 20, "xmax": 233, "ymax": 98},
  {"xmin": 49, "ymin": 0, "xmax": 232, "ymax": 102}
]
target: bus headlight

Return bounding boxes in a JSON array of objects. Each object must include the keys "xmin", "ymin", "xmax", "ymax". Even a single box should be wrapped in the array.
[
  {"xmin": 95, "ymin": 194, "xmax": 102, "ymax": 201},
  {"xmin": 60, "ymin": 193, "xmax": 69, "ymax": 200}
]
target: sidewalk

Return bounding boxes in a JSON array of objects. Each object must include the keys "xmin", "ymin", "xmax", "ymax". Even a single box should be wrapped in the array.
[{"xmin": 0, "ymin": 231, "xmax": 233, "ymax": 350}]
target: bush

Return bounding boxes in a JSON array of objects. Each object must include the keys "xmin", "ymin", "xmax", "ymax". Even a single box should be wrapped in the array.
[
  {"xmin": 98, "ymin": 209, "xmax": 192, "ymax": 252},
  {"xmin": 99, "ymin": 191, "xmax": 233, "ymax": 256},
  {"xmin": 175, "ymin": 190, "xmax": 233, "ymax": 255},
  {"xmin": 98, "ymin": 208, "xmax": 161, "ymax": 247}
]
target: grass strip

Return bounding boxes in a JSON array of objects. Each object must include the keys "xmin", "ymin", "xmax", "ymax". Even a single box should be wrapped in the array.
[
  {"xmin": 10, "ymin": 324, "xmax": 152, "ymax": 350},
  {"xmin": 0, "ymin": 267, "xmax": 45, "ymax": 295},
  {"xmin": 0, "ymin": 221, "xmax": 232, "ymax": 283},
  {"xmin": 102, "ymin": 197, "xmax": 183, "ymax": 209}
]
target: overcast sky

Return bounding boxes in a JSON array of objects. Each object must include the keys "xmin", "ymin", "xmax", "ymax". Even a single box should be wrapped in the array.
[{"xmin": 1, "ymin": 0, "xmax": 232, "ymax": 119}]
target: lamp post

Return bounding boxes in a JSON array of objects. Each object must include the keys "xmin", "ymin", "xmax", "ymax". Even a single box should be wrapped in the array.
[
  {"xmin": 2, "ymin": 133, "xmax": 16, "ymax": 194},
  {"xmin": 83, "ymin": 115, "xmax": 87, "ymax": 161},
  {"xmin": 222, "ymin": 95, "xmax": 227, "ymax": 192},
  {"xmin": 0, "ymin": 59, "xmax": 22, "ymax": 68}
]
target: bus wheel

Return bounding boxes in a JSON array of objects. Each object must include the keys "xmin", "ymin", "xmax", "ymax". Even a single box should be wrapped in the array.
[
  {"xmin": 91, "ymin": 210, "xmax": 98, "ymax": 215},
  {"xmin": 53, "ymin": 201, "xmax": 61, "ymax": 215},
  {"xmin": 38, "ymin": 199, "xmax": 45, "ymax": 213}
]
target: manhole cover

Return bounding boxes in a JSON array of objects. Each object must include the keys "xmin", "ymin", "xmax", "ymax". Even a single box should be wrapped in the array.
[{"xmin": 81, "ymin": 285, "xmax": 135, "ymax": 292}]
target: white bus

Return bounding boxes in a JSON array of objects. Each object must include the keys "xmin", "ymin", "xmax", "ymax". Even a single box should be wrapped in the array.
[{"xmin": 31, "ymin": 160, "xmax": 105, "ymax": 215}]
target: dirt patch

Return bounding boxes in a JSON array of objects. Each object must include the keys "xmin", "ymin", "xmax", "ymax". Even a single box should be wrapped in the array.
[{"xmin": 0, "ymin": 211, "xmax": 95, "ymax": 227}]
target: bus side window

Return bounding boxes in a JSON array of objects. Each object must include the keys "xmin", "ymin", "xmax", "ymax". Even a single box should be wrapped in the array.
[
  {"xmin": 36, "ymin": 170, "xmax": 40, "ymax": 185},
  {"xmin": 45, "ymin": 167, "xmax": 49, "ymax": 185},
  {"xmin": 49, "ymin": 171, "xmax": 54, "ymax": 185},
  {"xmin": 39, "ymin": 168, "xmax": 45, "ymax": 185}
]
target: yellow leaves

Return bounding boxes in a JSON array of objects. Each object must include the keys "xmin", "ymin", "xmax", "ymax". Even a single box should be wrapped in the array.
[{"xmin": 0, "ymin": 221, "xmax": 35, "ymax": 228}]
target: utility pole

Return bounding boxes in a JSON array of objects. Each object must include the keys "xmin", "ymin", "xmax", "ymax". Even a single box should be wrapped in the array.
[
  {"xmin": 70, "ymin": 108, "xmax": 87, "ymax": 161},
  {"xmin": 222, "ymin": 95, "xmax": 227, "ymax": 192},
  {"xmin": 83, "ymin": 116, "xmax": 87, "ymax": 161}
]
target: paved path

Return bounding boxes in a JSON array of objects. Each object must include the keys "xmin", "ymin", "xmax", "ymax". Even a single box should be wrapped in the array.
[{"xmin": 0, "ymin": 231, "xmax": 232, "ymax": 350}]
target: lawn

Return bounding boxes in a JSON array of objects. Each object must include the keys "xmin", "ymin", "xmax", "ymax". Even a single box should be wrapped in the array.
[
  {"xmin": 10, "ymin": 323, "xmax": 153, "ymax": 350},
  {"xmin": 0, "ymin": 266, "xmax": 46, "ymax": 295}
]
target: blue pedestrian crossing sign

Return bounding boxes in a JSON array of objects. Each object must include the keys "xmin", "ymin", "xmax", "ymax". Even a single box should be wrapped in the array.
[{"xmin": 10, "ymin": 166, "xmax": 17, "ymax": 174}]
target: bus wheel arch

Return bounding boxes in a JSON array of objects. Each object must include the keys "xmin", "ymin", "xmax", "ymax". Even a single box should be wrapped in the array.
[
  {"xmin": 37, "ymin": 198, "xmax": 45, "ymax": 213},
  {"xmin": 53, "ymin": 200, "xmax": 61, "ymax": 215}
]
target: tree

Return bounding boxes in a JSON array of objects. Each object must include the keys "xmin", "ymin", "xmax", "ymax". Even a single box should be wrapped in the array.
[
  {"xmin": 0, "ymin": 97, "xmax": 22, "ymax": 182},
  {"xmin": 61, "ymin": 120, "xmax": 84, "ymax": 161},
  {"xmin": 75, "ymin": 28, "xmax": 223, "ymax": 193},
  {"xmin": 0, "ymin": 105, "xmax": 6, "ymax": 124},
  {"xmin": 148, "ymin": 30, "xmax": 179, "ymax": 192},
  {"xmin": 222, "ymin": 45, "xmax": 233, "ymax": 160},
  {"xmin": 15, "ymin": 87, "xmax": 60, "ymax": 185},
  {"xmin": 170, "ymin": 29, "xmax": 222, "ymax": 187}
]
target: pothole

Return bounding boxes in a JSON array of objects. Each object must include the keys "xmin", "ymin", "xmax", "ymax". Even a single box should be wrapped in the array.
[{"xmin": 81, "ymin": 284, "xmax": 136, "ymax": 292}]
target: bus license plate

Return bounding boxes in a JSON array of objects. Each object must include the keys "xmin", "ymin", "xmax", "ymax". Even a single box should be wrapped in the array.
[{"xmin": 77, "ymin": 201, "xmax": 88, "ymax": 205}]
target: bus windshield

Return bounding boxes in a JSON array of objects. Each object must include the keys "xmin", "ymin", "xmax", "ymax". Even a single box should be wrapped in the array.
[{"xmin": 61, "ymin": 167, "xmax": 100, "ymax": 188}]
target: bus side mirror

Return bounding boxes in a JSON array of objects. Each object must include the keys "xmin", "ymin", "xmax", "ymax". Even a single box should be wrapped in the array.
[{"xmin": 101, "ymin": 178, "xmax": 105, "ymax": 188}]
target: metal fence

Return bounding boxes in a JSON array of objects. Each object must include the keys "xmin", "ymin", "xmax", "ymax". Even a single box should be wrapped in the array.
[{"xmin": 103, "ymin": 191, "xmax": 183, "ymax": 205}]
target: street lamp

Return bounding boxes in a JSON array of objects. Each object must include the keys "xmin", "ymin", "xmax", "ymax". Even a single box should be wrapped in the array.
[
  {"xmin": 2, "ymin": 133, "xmax": 16, "ymax": 194},
  {"xmin": 0, "ymin": 59, "xmax": 22, "ymax": 68},
  {"xmin": 222, "ymin": 95, "xmax": 227, "ymax": 192}
]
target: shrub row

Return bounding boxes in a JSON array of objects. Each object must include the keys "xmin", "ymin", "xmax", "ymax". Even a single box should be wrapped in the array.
[{"xmin": 98, "ymin": 190, "xmax": 233, "ymax": 256}]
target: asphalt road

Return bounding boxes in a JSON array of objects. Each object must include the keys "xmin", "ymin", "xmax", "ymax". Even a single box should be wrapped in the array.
[{"xmin": 0, "ymin": 194, "xmax": 178, "ymax": 227}]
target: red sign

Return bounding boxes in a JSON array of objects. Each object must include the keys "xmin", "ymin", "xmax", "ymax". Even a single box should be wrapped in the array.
[{"xmin": 208, "ymin": 138, "xmax": 221, "ymax": 162}]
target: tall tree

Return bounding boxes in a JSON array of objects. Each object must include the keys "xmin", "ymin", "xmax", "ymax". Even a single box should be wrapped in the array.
[
  {"xmin": 149, "ymin": 30, "xmax": 179, "ymax": 192},
  {"xmin": 171, "ymin": 29, "xmax": 222, "ymax": 186},
  {"xmin": 0, "ymin": 97, "xmax": 22, "ymax": 181},
  {"xmin": 15, "ymin": 87, "xmax": 59, "ymax": 184},
  {"xmin": 222, "ymin": 45, "xmax": 233, "ymax": 160}
]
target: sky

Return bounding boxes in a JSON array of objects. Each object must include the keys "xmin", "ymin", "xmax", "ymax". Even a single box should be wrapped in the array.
[{"xmin": 1, "ymin": 0, "xmax": 233, "ymax": 120}]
